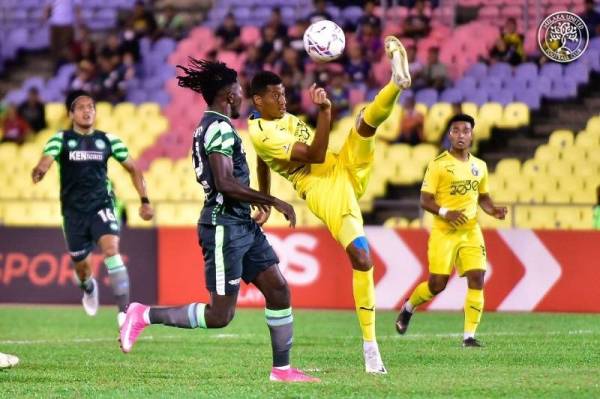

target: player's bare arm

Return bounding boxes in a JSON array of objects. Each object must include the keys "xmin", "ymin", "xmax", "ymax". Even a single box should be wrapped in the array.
[
  {"xmin": 209, "ymin": 152, "xmax": 296, "ymax": 227},
  {"xmin": 120, "ymin": 157, "xmax": 154, "ymax": 221},
  {"xmin": 290, "ymin": 84, "xmax": 332, "ymax": 164},
  {"xmin": 478, "ymin": 193, "xmax": 508, "ymax": 220},
  {"xmin": 254, "ymin": 156, "xmax": 272, "ymax": 226},
  {"xmin": 31, "ymin": 155, "xmax": 55, "ymax": 183},
  {"xmin": 420, "ymin": 191, "xmax": 468, "ymax": 227}
]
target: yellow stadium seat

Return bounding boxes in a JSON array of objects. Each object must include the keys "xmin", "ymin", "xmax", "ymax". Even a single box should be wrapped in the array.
[
  {"xmin": 384, "ymin": 216, "xmax": 409, "ymax": 228},
  {"xmin": 546, "ymin": 161, "xmax": 573, "ymax": 178},
  {"xmin": 521, "ymin": 159, "xmax": 546, "ymax": 178},
  {"xmin": 579, "ymin": 207, "xmax": 594, "ymax": 229},
  {"xmin": 518, "ymin": 190, "xmax": 544, "ymax": 204},
  {"xmin": 377, "ymin": 105, "xmax": 402, "ymax": 142},
  {"xmin": 575, "ymin": 131, "xmax": 598, "ymax": 148},
  {"xmin": 498, "ymin": 102, "xmax": 529, "ymax": 129},
  {"xmin": 528, "ymin": 206, "xmax": 556, "ymax": 229},
  {"xmin": 461, "ymin": 102, "xmax": 478, "ymax": 119},
  {"xmin": 415, "ymin": 103, "xmax": 428, "ymax": 118},
  {"xmin": 585, "ymin": 116, "xmax": 600, "ymax": 134},
  {"xmin": 549, "ymin": 129, "xmax": 574, "ymax": 149},
  {"xmin": 137, "ymin": 102, "xmax": 161, "ymax": 118},
  {"xmin": 113, "ymin": 102, "xmax": 136, "ymax": 120},
  {"xmin": 478, "ymin": 102, "xmax": 503, "ymax": 127},
  {"xmin": 493, "ymin": 187, "xmax": 518, "ymax": 203},
  {"xmin": 45, "ymin": 102, "xmax": 67, "ymax": 128},
  {"xmin": 505, "ymin": 175, "xmax": 531, "ymax": 194},
  {"xmin": 408, "ymin": 218, "xmax": 422, "ymax": 229},
  {"xmin": 544, "ymin": 190, "xmax": 571, "ymax": 203},
  {"xmin": 411, "ymin": 143, "xmax": 439, "ymax": 164},
  {"xmin": 555, "ymin": 207, "xmax": 580, "ymax": 229},
  {"xmin": 424, "ymin": 103, "xmax": 452, "ymax": 143},
  {"xmin": 560, "ymin": 146, "xmax": 584, "ymax": 163},
  {"xmin": 478, "ymin": 209, "xmax": 512, "ymax": 229},
  {"xmin": 534, "ymin": 145, "xmax": 560, "ymax": 162},
  {"xmin": 495, "ymin": 158, "xmax": 521, "ymax": 177}
]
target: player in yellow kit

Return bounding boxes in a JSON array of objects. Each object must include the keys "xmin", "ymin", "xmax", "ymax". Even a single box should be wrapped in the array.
[
  {"xmin": 248, "ymin": 36, "xmax": 411, "ymax": 374},
  {"xmin": 395, "ymin": 114, "xmax": 508, "ymax": 347}
]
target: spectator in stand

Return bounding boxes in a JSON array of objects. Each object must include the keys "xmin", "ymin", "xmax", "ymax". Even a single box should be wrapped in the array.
[
  {"xmin": 582, "ymin": 0, "xmax": 600, "ymax": 37},
  {"xmin": 18, "ymin": 88, "xmax": 47, "ymax": 133},
  {"xmin": 276, "ymin": 48, "xmax": 304, "ymax": 87},
  {"xmin": 281, "ymin": 72, "xmax": 303, "ymax": 116},
  {"xmin": 1, "ymin": 104, "xmax": 30, "ymax": 144},
  {"xmin": 95, "ymin": 55, "xmax": 126, "ymax": 103},
  {"xmin": 216, "ymin": 12, "xmax": 244, "ymax": 53},
  {"xmin": 422, "ymin": 47, "xmax": 448, "ymax": 90},
  {"xmin": 258, "ymin": 26, "xmax": 283, "ymax": 65},
  {"xmin": 157, "ymin": 4, "xmax": 188, "ymax": 40},
  {"xmin": 357, "ymin": 22, "xmax": 383, "ymax": 63},
  {"xmin": 288, "ymin": 18, "xmax": 311, "ymax": 53},
  {"xmin": 263, "ymin": 7, "xmax": 288, "ymax": 40},
  {"xmin": 594, "ymin": 185, "xmax": 600, "ymax": 229},
  {"xmin": 344, "ymin": 44, "xmax": 371, "ymax": 89},
  {"xmin": 396, "ymin": 96, "xmax": 424, "ymax": 145},
  {"xmin": 68, "ymin": 60, "xmax": 96, "ymax": 93},
  {"xmin": 356, "ymin": 1, "xmax": 381, "ymax": 34},
  {"xmin": 328, "ymin": 72, "xmax": 351, "ymax": 121},
  {"xmin": 407, "ymin": 44, "xmax": 426, "ymax": 90},
  {"xmin": 44, "ymin": 0, "xmax": 82, "ymax": 68},
  {"xmin": 70, "ymin": 27, "xmax": 96, "ymax": 64},
  {"xmin": 498, "ymin": 18, "xmax": 524, "ymax": 66},
  {"xmin": 100, "ymin": 33, "xmax": 123, "ymax": 60},
  {"xmin": 403, "ymin": 0, "xmax": 431, "ymax": 40},
  {"xmin": 307, "ymin": 0, "xmax": 333, "ymax": 24},
  {"xmin": 240, "ymin": 46, "xmax": 263, "ymax": 95},
  {"xmin": 129, "ymin": 0, "xmax": 158, "ymax": 39}
]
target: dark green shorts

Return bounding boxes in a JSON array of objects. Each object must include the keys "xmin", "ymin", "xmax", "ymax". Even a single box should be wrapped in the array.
[{"xmin": 198, "ymin": 221, "xmax": 279, "ymax": 295}]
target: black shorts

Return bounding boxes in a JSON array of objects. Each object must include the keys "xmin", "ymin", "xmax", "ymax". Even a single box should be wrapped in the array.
[
  {"xmin": 198, "ymin": 221, "xmax": 279, "ymax": 295},
  {"xmin": 63, "ymin": 207, "xmax": 120, "ymax": 262}
]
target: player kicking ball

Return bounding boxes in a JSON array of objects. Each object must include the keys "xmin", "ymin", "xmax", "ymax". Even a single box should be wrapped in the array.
[
  {"xmin": 395, "ymin": 114, "xmax": 507, "ymax": 347},
  {"xmin": 119, "ymin": 60, "xmax": 319, "ymax": 383},
  {"xmin": 247, "ymin": 36, "xmax": 411, "ymax": 374},
  {"xmin": 32, "ymin": 90, "xmax": 154, "ymax": 326}
]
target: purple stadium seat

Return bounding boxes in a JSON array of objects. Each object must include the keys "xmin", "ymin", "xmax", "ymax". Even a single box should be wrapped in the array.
[
  {"xmin": 514, "ymin": 89, "xmax": 541, "ymax": 110},
  {"xmin": 440, "ymin": 88, "xmax": 463, "ymax": 103},
  {"xmin": 488, "ymin": 62, "xmax": 512, "ymax": 79},
  {"xmin": 514, "ymin": 62, "xmax": 538, "ymax": 82},
  {"xmin": 465, "ymin": 62, "xmax": 488, "ymax": 80},
  {"xmin": 233, "ymin": 7, "xmax": 251, "ymax": 21},
  {"xmin": 399, "ymin": 89, "xmax": 414, "ymax": 104},
  {"xmin": 463, "ymin": 88, "xmax": 489, "ymax": 106},
  {"xmin": 535, "ymin": 75, "xmax": 553, "ymax": 97},
  {"xmin": 565, "ymin": 61, "xmax": 590, "ymax": 85},
  {"xmin": 548, "ymin": 77, "xmax": 577, "ymax": 100},
  {"xmin": 489, "ymin": 89, "xmax": 514, "ymax": 105},
  {"xmin": 415, "ymin": 88, "xmax": 438, "ymax": 107},
  {"xmin": 580, "ymin": 49, "xmax": 600, "ymax": 72},
  {"xmin": 455, "ymin": 76, "xmax": 477, "ymax": 92},
  {"xmin": 126, "ymin": 90, "xmax": 147, "ymax": 104},
  {"xmin": 342, "ymin": 6, "xmax": 363, "ymax": 24},
  {"xmin": 479, "ymin": 76, "xmax": 503, "ymax": 92},
  {"xmin": 540, "ymin": 63, "xmax": 563, "ymax": 80}
]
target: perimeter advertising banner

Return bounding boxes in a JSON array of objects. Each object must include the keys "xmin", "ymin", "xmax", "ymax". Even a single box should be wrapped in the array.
[
  {"xmin": 0, "ymin": 228, "xmax": 157, "ymax": 304},
  {"xmin": 157, "ymin": 227, "xmax": 600, "ymax": 312}
]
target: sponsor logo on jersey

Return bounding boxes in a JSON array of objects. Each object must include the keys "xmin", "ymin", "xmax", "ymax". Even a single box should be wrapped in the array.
[
  {"xmin": 110, "ymin": 223, "xmax": 119, "ymax": 231},
  {"xmin": 95, "ymin": 139, "xmax": 106, "ymax": 150},
  {"xmin": 68, "ymin": 151, "xmax": 104, "ymax": 161},
  {"xmin": 228, "ymin": 278, "xmax": 241, "ymax": 286},
  {"xmin": 471, "ymin": 164, "xmax": 479, "ymax": 176},
  {"xmin": 67, "ymin": 139, "xmax": 77, "ymax": 149}
]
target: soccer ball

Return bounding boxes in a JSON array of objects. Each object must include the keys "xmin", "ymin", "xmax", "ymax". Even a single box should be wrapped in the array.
[
  {"xmin": 303, "ymin": 20, "xmax": 346, "ymax": 63},
  {"xmin": 0, "ymin": 352, "xmax": 19, "ymax": 368}
]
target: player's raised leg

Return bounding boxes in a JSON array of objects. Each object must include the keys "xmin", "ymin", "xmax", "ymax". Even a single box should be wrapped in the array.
[
  {"xmin": 98, "ymin": 235, "xmax": 130, "ymax": 325},
  {"xmin": 253, "ymin": 264, "xmax": 319, "ymax": 382},
  {"xmin": 357, "ymin": 36, "xmax": 411, "ymax": 138}
]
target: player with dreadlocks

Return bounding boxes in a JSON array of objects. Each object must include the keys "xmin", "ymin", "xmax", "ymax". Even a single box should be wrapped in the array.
[{"xmin": 119, "ymin": 59, "xmax": 319, "ymax": 382}]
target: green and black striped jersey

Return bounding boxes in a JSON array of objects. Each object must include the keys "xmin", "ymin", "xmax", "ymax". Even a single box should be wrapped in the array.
[
  {"xmin": 192, "ymin": 110, "xmax": 251, "ymax": 225},
  {"xmin": 43, "ymin": 129, "xmax": 129, "ymax": 215}
]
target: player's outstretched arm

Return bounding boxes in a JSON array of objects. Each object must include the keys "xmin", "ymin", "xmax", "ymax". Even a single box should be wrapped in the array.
[
  {"xmin": 421, "ymin": 191, "xmax": 468, "ymax": 227},
  {"xmin": 254, "ymin": 156, "xmax": 272, "ymax": 226},
  {"xmin": 478, "ymin": 193, "xmax": 508, "ymax": 220},
  {"xmin": 209, "ymin": 152, "xmax": 296, "ymax": 227},
  {"xmin": 289, "ymin": 84, "xmax": 332, "ymax": 164},
  {"xmin": 31, "ymin": 155, "xmax": 54, "ymax": 183},
  {"xmin": 120, "ymin": 157, "xmax": 154, "ymax": 221}
]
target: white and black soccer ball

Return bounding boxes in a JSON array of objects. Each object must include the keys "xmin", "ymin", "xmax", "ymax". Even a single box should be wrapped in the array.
[{"xmin": 303, "ymin": 20, "xmax": 346, "ymax": 63}]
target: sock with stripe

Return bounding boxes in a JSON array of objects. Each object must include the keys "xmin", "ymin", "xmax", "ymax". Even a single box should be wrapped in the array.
[
  {"xmin": 265, "ymin": 307, "xmax": 293, "ymax": 368},
  {"xmin": 464, "ymin": 288, "xmax": 484, "ymax": 339},
  {"xmin": 352, "ymin": 268, "xmax": 376, "ymax": 342},
  {"xmin": 407, "ymin": 282, "xmax": 435, "ymax": 312},
  {"xmin": 363, "ymin": 82, "xmax": 401, "ymax": 128},
  {"xmin": 104, "ymin": 254, "xmax": 130, "ymax": 313},
  {"xmin": 148, "ymin": 303, "xmax": 207, "ymax": 329}
]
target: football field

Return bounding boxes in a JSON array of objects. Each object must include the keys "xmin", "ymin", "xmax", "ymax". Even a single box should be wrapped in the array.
[{"xmin": 1, "ymin": 307, "xmax": 599, "ymax": 398}]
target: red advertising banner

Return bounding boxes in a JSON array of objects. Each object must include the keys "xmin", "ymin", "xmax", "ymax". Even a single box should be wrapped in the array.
[
  {"xmin": 158, "ymin": 227, "xmax": 600, "ymax": 312},
  {"xmin": 0, "ymin": 228, "xmax": 157, "ymax": 304}
]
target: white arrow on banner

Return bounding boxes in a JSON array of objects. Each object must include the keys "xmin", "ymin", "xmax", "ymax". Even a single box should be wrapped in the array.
[
  {"xmin": 364, "ymin": 227, "xmax": 423, "ymax": 309},
  {"xmin": 497, "ymin": 229, "xmax": 562, "ymax": 311},
  {"xmin": 427, "ymin": 261, "xmax": 493, "ymax": 310}
]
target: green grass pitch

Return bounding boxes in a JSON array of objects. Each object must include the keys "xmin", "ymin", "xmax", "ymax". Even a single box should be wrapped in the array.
[{"xmin": 1, "ymin": 306, "xmax": 599, "ymax": 398}]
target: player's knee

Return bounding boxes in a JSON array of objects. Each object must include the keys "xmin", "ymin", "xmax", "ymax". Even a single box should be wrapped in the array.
[
  {"xmin": 102, "ymin": 246, "xmax": 119, "ymax": 258},
  {"xmin": 212, "ymin": 309, "xmax": 235, "ymax": 328},
  {"xmin": 428, "ymin": 279, "xmax": 447, "ymax": 295},
  {"xmin": 268, "ymin": 282, "xmax": 291, "ymax": 309},
  {"xmin": 348, "ymin": 237, "xmax": 373, "ymax": 271}
]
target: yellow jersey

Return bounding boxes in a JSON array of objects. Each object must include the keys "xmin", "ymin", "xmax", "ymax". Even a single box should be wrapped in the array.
[
  {"xmin": 248, "ymin": 113, "xmax": 332, "ymax": 197},
  {"xmin": 421, "ymin": 151, "xmax": 489, "ymax": 231}
]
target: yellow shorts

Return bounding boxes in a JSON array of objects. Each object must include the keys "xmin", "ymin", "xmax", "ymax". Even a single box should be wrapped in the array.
[
  {"xmin": 428, "ymin": 226, "xmax": 487, "ymax": 276},
  {"xmin": 305, "ymin": 128, "xmax": 374, "ymax": 248}
]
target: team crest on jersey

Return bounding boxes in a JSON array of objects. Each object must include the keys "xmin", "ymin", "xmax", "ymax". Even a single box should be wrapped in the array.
[
  {"xmin": 471, "ymin": 164, "xmax": 479, "ymax": 176},
  {"xmin": 95, "ymin": 139, "xmax": 106, "ymax": 150},
  {"xmin": 67, "ymin": 139, "xmax": 77, "ymax": 149}
]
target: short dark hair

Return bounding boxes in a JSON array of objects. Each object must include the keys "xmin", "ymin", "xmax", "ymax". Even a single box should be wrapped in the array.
[
  {"xmin": 447, "ymin": 113, "xmax": 475, "ymax": 129},
  {"xmin": 176, "ymin": 58, "xmax": 238, "ymax": 105},
  {"xmin": 65, "ymin": 90, "xmax": 94, "ymax": 112},
  {"xmin": 250, "ymin": 71, "xmax": 282, "ymax": 97}
]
